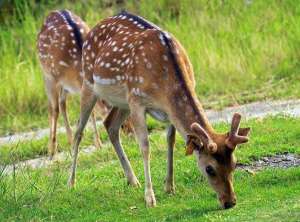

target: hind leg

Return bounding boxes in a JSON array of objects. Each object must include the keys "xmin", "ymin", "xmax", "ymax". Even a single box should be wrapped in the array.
[
  {"xmin": 45, "ymin": 78, "xmax": 60, "ymax": 159},
  {"xmin": 59, "ymin": 88, "xmax": 73, "ymax": 145},
  {"xmin": 90, "ymin": 110, "xmax": 102, "ymax": 148},
  {"xmin": 121, "ymin": 117, "xmax": 134, "ymax": 135},
  {"xmin": 104, "ymin": 107, "xmax": 140, "ymax": 187}
]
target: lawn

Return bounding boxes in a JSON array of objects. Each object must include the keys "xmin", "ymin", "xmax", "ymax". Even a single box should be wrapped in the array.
[{"xmin": 0, "ymin": 116, "xmax": 299, "ymax": 221}]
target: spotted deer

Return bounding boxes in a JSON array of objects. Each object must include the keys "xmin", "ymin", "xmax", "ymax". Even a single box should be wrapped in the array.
[
  {"xmin": 68, "ymin": 11, "xmax": 250, "ymax": 209},
  {"xmin": 37, "ymin": 10, "xmax": 111, "ymax": 158}
]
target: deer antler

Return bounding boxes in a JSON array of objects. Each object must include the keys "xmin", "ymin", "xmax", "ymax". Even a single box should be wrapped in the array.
[
  {"xmin": 190, "ymin": 123, "xmax": 217, "ymax": 153},
  {"xmin": 226, "ymin": 113, "xmax": 249, "ymax": 149}
]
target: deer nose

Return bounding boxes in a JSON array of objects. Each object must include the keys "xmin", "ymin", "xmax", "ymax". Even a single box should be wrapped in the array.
[{"xmin": 224, "ymin": 201, "xmax": 236, "ymax": 209}]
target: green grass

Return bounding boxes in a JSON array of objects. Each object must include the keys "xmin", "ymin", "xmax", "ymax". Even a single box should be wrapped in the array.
[
  {"xmin": 1, "ymin": 0, "xmax": 300, "ymax": 134},
  {"xmin": 0, "ymin": 142, "xmax": 299, "ymax": 221},
  {"xmin": 1, "ymin": 115, "xmax": 299, "ymax": 165},
  {"xmin": 0, "ymin": 116, "xmax": 299, "ymax": 221}
]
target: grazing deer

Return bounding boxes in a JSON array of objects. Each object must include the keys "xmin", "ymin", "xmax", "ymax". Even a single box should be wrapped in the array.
[
  {"xmin": 68, "ymin": 11, "xmax": 250, "ymax": 209},
  {"xmin": 37, "ymin": 10, "xmax": 110, "ymax": 158}
]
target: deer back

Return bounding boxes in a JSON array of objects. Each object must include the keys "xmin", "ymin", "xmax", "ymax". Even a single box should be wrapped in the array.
[
  {"xmin": 37, "ymin": 10, "xmax": 89, "ymax": 92},
  {"xmin": 82, "ymin": 11, "xmax": 195, "ymax": 112}
]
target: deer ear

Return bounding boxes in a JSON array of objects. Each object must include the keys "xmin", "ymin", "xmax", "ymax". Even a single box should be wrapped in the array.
[
  {"xmin": 186, "ymin": 135, "xmax": 201, "ymax": 156},
  {"xmin": 238, "ymin": 127, "xmax": 251, "ymax": 137}
]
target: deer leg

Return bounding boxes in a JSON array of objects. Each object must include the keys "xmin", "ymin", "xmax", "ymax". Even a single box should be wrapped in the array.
[
  {"xmin": 45, "ymin": 79, "xmax": 60, "ymax": 159},
  {"xmin": 59, "ymin": 88, "xmax": 73, "ymax": 145},
  {"xmin": 48, "ymin": 100, "xmax": 59, "ymax": 159},
  {"xmin": 68, "ymin": 82, "xmax": 97, "ymax": 188},
  {"xmin": 164, "ymin": 125, "xmax": 176, "ymax": 194},
  {"xmin": 104, "ymin": 107, "xmax": 140, "ymax": 187},
  {"xmin": 129, "ymin": 103, "xmax": 156, "ymax": 207},
  {"xmin": 121, "ymin": 117, "xmax": 134, "ymax": 135},
  {"xmin": 90, "ymin": 110, "xmax": 102, "ymax": 149},
  {"xmin": 96, "ymin": 99, "xmax": 110, "ymax": 119}
]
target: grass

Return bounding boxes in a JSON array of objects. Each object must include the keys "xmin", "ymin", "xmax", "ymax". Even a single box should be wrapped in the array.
[
  {"xmin": 0, "ymin": 114, "xmax": 299, "ymax": 221},
  {"xmin": 1, "ymin": 0, "xmax": 300, "ymax": 134},
  {"xmin": 0, "ymin": 133, "xmax": 299, "ymax": 221},
  {"xmin": 1, "ymin": 115, "xmax": 299, "ymax": 166}
]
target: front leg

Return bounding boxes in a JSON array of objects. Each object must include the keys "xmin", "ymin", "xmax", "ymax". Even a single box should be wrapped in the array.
[
  {"xmin": 129, "ymin": 102, "xmax": 156, "ymax": 207},
  {"xmin": 68, "ymin": 82, "xmax": 97, "ymax": 187},
  {"xmin": 165, "ymin": 125, "xmax": 176, "ymax": 194}
]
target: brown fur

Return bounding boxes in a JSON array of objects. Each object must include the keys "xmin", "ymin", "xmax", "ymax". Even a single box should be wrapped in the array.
[
  {"xmin": 37, "ymin": 10, "xmax": 131, "ymax": 158},
  {"xmin": 68, "ymin": 11, "xmax": 250, "ymax": 208}
]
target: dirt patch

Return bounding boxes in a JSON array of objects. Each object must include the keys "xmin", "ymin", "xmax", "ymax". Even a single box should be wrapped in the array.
[
  {"xmin": 237, "ymin": 153, "xmax": 300, "ymax": 171},
  {"xmin": 0, "ymin": 145, "xmax": 99, "ymax": 175},
  {"xmin": 1, "ymin": 99, "xmax": 300, "ymax": 146}
]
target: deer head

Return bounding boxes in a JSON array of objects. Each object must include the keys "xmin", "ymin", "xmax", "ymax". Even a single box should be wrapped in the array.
[{"xmin": 186, "ymin": 113, "xmax": 250, "ymax": 209}]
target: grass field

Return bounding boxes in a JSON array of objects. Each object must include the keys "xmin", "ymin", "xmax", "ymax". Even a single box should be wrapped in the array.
[
  {"xmin": 0, "ymin": 116, "xmax": 300, "ymax": 221},
  {"xmin": 1, "ymin": 0, "xmax": 300, "ymax": 134}
]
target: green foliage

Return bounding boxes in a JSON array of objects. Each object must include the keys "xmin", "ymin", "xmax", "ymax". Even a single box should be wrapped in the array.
[{"xmin": 0, "ymin": 0, "xmax": 300, "ymax": 134}]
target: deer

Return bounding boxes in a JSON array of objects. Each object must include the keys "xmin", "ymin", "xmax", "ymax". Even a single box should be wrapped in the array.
[
  {"xmin": 37, "ymin": 10, "xmax": 133, "ymax": 159},
  {"xmin": 67, "ymin": 11, "xmax": 250, "ymax": 209}
]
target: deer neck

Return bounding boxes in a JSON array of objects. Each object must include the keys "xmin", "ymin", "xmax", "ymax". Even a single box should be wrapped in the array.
[{"xmin": 166, "ymin": 88, "xmax": 215, "ymax": 139}]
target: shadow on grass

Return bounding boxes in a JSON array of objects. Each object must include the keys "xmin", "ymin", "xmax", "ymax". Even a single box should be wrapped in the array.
[{"xmin": 163, "ymin": 206, "xmax": 221, "ymax": 221}]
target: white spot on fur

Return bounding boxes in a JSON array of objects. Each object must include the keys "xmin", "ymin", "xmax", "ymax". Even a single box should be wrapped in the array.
[
  {"xmin": 93, "ymin": 75, "xmax": 116, "ymax": 85},
  {"xmin": 132, "ymin": 88, "xmax": 147, "ymax": 97},
  {"xmin": 146, "ymin": 62, "xmax": 152, "ymax": 69},
  {"xmin": 125, "ymin": 58, "xmax": 130, "ymax": 65},
  {"xmin": 59, "ymin": 61, "xmax": 69, "ymax": 67}
]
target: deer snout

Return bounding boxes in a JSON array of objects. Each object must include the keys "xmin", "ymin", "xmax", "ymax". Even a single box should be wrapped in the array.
[
  {"xmin": 223, "ymin": 200, "xmax": 236, "ymax": 209},
  {"xmin": 219, "ymin": 195, "xmax": 236, "ymax": 209}
]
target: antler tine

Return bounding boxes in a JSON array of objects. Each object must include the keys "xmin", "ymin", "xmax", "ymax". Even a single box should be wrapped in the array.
[
  {"xmin": 226, "ymin": 113, "xmax": 250, "ymax": 149},
  {"xmin": 230, "ymin": 113, "xmax": 242, "ymax": 136},
  {"xmin": 191, "ymin": 123, "xmax": 217, "ymax": 153}
]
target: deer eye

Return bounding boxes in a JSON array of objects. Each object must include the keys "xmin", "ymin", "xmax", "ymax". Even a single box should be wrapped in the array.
[{"xmin": 206, "ymin": 165, "xmax": 216, "ymax": 177}]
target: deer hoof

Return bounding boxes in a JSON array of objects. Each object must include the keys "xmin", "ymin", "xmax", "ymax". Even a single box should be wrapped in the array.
[
  {"xmin": 67, "ymin": 177, "xmax": 75, "ymax": 189},
  {"xmin": 48, "ymin": 154, "xmax": 54, "ymax": 161},
  {"xmin": 145, "ymin": 189, "xmax": 156, "ymax": 207},
  {"xmin": 128, "ymin": 177, "xmax": 141, "ymax": 188},
  {"xmin": 48, "ymin": 143, "xmax": 57, "ymax": 159},
  {"xmin": 164, "ymin": 182, "xmax": 175, "ymax": 194}
]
